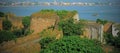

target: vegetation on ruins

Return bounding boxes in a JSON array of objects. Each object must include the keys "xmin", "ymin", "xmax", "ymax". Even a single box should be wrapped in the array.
[
  {"xmin": 40, "ymin": 36, "xmax": 104, "ymax": 53},
  {"xmin": 22, "ymin": 16, "xmax": 31, "ymax": 29},
  {"xmin": 0, "ymin": 12, "xmax": 5, "ymax": 17},
  {"xmin": 39, "ymin": 10, "xmax": 104, "ymax": 53},
  {"xmin": 58, "ymin": 18, "xmax": 84, "ymax": 36},
  {"xmin": 96, "ymin": 19, "xmax": 108, "ymax": 43},
  {"xmin": 12, "ymin": 28, "xmax": 24, "ymax": 37},
  {"xmin": 0, "ymin": 15, "xmax": 32, "ymax": 43},
  {"xmin": 39, "ymin": 37, "xmax": 56, "ymax": 49},
  {"xmin": 0, "ymin": 30, "xmax": 16, "ymax": 43},
  {"xmin": 40, "ymin": 29, "xmax": 58, "ymax": 38},
  {"xmin": 56, "ymin": 10, "xmax": 77, "ymax": 20},
  {"xmin": 22, "ymin": 16, "xmax": 33, "ymax": 35},
  {"xmin": 0, "ymin": 17, "xmax": 16, "ymax": 43},
  {"xmin": 0, "ymin": 10, "xmax": 120, "ymax": 53},
  {"xmin": 40, "ymin": 9, "xmax": 55, "ymax": 13},
  {"xmin": 2, "ymin": 19, "xmax": 12, "ymax": 30},
  {"xmin": 104, "ymin": 33, "xmax": 115, "ymax": 45},
  {"xmin": 96, "ymin": 19, "xmax": 108, "ymax": 25}
]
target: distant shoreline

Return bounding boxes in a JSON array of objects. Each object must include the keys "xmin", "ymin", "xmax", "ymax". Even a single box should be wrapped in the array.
[{"xmin": 0, "ymin": 5, "xmax": 120, "ymax": 7}]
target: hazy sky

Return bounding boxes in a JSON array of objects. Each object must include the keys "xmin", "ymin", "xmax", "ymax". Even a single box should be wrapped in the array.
[{"xmin": 1, "ymin": 0, "xmax": 120, "ymax": 2}]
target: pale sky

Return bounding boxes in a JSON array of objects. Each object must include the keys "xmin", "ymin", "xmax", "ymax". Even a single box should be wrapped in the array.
[{"xmin": 1, "ymin": 0, "xmax": 120, "ymax": 2}]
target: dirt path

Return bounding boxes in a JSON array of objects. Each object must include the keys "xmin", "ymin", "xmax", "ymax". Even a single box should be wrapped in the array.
[
  {"xmin": 0, "ymin": 34, "xmax": 41, "ymax": 53},
  {"xmin": 102, "ymin": 45, "xmax": 114, "ymax": 53},
  {"xmin": 11, "ymin": 38, "xmax": 41, "ymax": 49}
]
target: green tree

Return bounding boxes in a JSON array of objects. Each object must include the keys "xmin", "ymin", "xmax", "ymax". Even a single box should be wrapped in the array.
[
  {"xmin": 56, "ymin": 10, "xmax": 77, "ymax": 20},
  {"xmin": 58, "ymin": 18, "xmax": 84, "ymax": 36},
  {"xmin": 2, "ymin": 19, "xmax": 12, "ymax": 30},
  {"xmin": 0, "ymin": 30, "xmax": 16, "ymax": 43},
  {"xmin": 40, "ymin": 36, "xmax": 104, "ymax": 53},
  {"xmin": 96, "ymin": 19, "xmax": 107, "ymax": 25},
  {"xmin": 22, "ymin": 16, "xmax": 31, "ymax": 35},
  {"xmin": 22, "ymin": 16, "xmax": 31, "ymax": 29},
  {"xmin": 40, "ymin": 9, "xmax": 55, "ymax": 12},
  {"xmin": 56, "ymin": 10, "xmax": 68, "ymax": 19},
  {"xmin": 0, "ymin": 12, "xmax": 5, "ymax": 17}
]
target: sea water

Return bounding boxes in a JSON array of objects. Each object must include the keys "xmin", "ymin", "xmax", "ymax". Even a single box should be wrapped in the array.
[{"xmin": 0, "ymin": 5, "xmax": 120, "ymax": 23}]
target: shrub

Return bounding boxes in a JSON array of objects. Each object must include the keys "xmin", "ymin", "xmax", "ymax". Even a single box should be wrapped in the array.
[
  {"xmin": 104, "ymin": 33, "xmax": 120, "ymax": 48},
  {"xmin": 40, "ymin": 9, "xmax": 55, "ymax": 13},
  {"xmin": 96, "ymin": 19, "xmax": 107, "ymax": 25},
  {"xmin": 2, "ymin": 19, "xmax": 12, "ymax": 30},
  {"xmin": 56, "ymin": 10, "xmax": 77, "ymax": 20},
  {"xmin": 22, "ymin": 16, "xmax": 31, "ymax": 29},
  {"xmin": 40, "ymin": 36, "xmax": 104, "ymax": 53},
  {"xmin": 104, "ymin": 33, "xmax": 115, "ymax": 45},
  {"xmin": 0, "ymin": 30, "xmax": 16, "ymax": 43},
  {"xmin": 114, "ymin": 35, "xmax": 120, "ymax": 48},
  {"xmin": 12, "ymin": 28, "xmax": 24, "ymax": 38},
  {"xmin": 39, "ymin": 37, "xmax": 55, "ymax": 49},
  {"xmin": 0, "ymin": 12, "xmax": 4, "ymax": 17},
  {"xmin": 114, "ymin": 24, "xmax": 120, "ymax": 48},
  {"xmin": 58, "ymin": 18, "xmax": 84, "ymax": 36},
  {"xmin": 22, "ymin": 16, "xmax": 33, "ymax": 35}
]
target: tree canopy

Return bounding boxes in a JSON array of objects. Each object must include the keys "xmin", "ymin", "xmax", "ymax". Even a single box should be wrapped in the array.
[
  {"xmin": 22, "ymin": 16, "xmax": 31, "ymax": 29},
  {"xmin": 2, "ymin": 19, "xmax": 12, "ymax": 30},
  {"xmin": 0, "ymin": 12, "xmax": 5, "ymax": 17},
  {"xmin": 58, "ymin": 18, "xmax": 84, "ymax": 36},
  {"xmin": 96, "ymin": 19, "xmax": 107, "ymax": 25},
  {"xmin": 56, "ymin": 10, "xmax": 77, "ymax": 20}
]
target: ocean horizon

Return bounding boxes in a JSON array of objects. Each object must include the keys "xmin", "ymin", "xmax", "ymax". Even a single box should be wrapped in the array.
[{"xmin": 0, "ymin": 0, "xmax": 120, "ymax": 23}]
